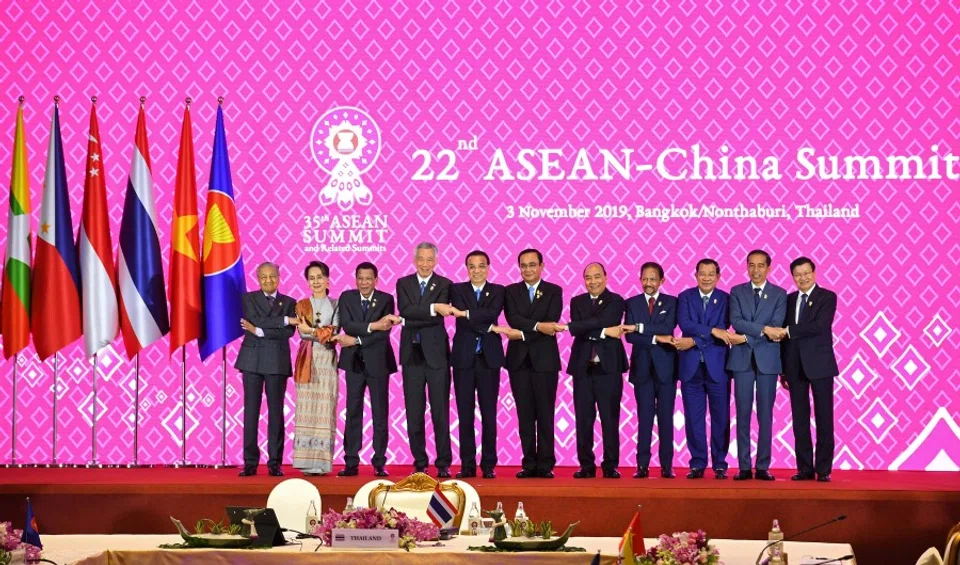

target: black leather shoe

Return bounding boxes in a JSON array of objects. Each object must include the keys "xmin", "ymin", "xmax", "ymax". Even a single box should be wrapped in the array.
[
  {"xmin": 733, "ymin": 470, "xmax": 753, "ymax": 481},
  {"xmin": 482, "ymin": 469, "xmax": 496, "ymax": 479},
  {"xmin": 756, "ymin": 470, "xmax": 776, "ymax": 481},
  {"xmin": 456, "ymin": 469, "xmax": 476, "ymax": 479},
  {"xmin": 538, "ymin": 470, "xmax": 555, "ymax": 479},
  {"xmin": 374, "ymin": 466, "xmax": 389, "ymax": 477},
  {"xmin": 602, "ymin": 469, "xmax": 621, "ymax": 479},
  {"xmin": 633, "ymin": 467, "xmax": 649, "ymax": 479},
  {"xmin": 437, "ymin": 467, "xmax": 451, "ymax": 478},
  {"xmin": 414, "ymin": 466, "xmax": 427, "ymax": 474},
  {"xmin": 238, "ymin": 466, "xmax": 257, "ymax": 477},
  {"xmin": 516, "ymin": 469, "xmax": 537, "ymax": 479},
  {"xmin": 713, "ymin": 468, "xmax": 728, "ymax": 479},
  {"xmin": 791, "ymin": 472, "xmax": 815, "ymax": 481},
  {"xmin": 573, "ymin": 468, "xmax": 596, "ymax": 479},
  {"xmin": 686, "ymin": 468, "xmax": 705, "ymax": 479},
  {"xmin": 660, "ymin": 468, "xmax": 676, "ymax": 479},
  {"xmin": 817, "ymin": 473, "xmax": 832, "ymax": 482},
  {"xmin": 268, "ymin": 465, "xmax": 284, "ymax": 477},
  {"xmin": 337, "ymin": 467, "xmax": 359, "ymax": 477}
]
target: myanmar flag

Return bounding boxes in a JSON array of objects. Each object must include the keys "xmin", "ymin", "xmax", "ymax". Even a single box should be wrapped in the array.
[{"xmin": 1, "ymin": 102, "xmax": 32, "ymax": 359}]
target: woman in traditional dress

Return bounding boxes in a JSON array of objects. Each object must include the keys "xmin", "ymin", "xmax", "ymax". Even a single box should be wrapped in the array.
[{"xmin": 292, "ymin": 261, "xmax": 339, "ymax": 475}]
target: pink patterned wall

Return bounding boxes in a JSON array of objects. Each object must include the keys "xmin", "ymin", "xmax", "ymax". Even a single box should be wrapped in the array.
[{"xmin": 0, "ymin": 0, "xmax": 958, "ymax": 471}]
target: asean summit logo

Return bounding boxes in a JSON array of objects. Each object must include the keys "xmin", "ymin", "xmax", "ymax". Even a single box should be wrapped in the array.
[{"xmin": 311, "ymin": 106, "xmax": 382, "ymax": 210}]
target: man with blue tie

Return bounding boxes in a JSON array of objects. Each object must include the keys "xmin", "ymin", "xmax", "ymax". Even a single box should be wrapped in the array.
[
  {"xmin": 675, "ymin": 259, "xmax": 732, "ymax": 479},
  {"xmin": 625, "ymin": 262, "xmax": 679, "ymax": 479},
  {"xmin": 727, "ymin": 250, "xmax": 787, "ymax": 481}
]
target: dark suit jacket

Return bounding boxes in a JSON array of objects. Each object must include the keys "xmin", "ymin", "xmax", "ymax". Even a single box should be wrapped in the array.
[
  {"xmin": 781, "ymin": 285, "xmax": 839, "ymax": 381},
  {"xmin": 624, "ymin": 292, "xmax": 678, "ymax": 384},
  {"xmin": 234, "ymin": 291, "xmax": 297, "ymax": 376},
  {"xmin": 450, "ymin": 281, "xmax": 506, "ymax": 370},
  {"xmin": 727, "ymin": 281, "xmax": 787, "ymax": 375},
  {"xmin": 677, "ymin": 287, "xmax": 730, "ymax": 383},
  {"xmin": 565, "ymin": 289, "xmax": 628, "ymax": 376},
  {"xmin": 397, "ymin": 273, "xmax": 452, "ymax": 370},
  {"xmin": 504, "ymin": 280, "xmax": 562, "ymax": 373},
  {"xmin": 337, "ymin": 289, "xmax": 398, "ymax": 376}
]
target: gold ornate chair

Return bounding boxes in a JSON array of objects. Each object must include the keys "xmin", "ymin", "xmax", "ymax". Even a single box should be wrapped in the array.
[
  {"xmin": 945, "ymin": 522, "xmax": 960, "ymax": 565},
  {"xmin": 361, "ymin": 472, "xmax": 468, "ymax": 529}
]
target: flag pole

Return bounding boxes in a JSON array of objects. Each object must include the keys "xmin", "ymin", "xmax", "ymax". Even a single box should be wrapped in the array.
[
  {"xmin": 220, "ymin": 346, "xmax": 228, "ymax": 468},
  {"xmin": 11, "ymin": 354, "xmax": 19, "ymax": 466},
  {"xmin": 180, "ymin": 346, "xmax": 187, "ymax": 466},
  {"xmin": 132, "ymin": 352, "xmax": 140, "ymax": 467},
  {"xmin": 89, "ymin": 353, "xmax": 99, "ymax": 467},
  {"xmin": 52, "ymin": 353, "xmax": 59, "ymax": 466}
]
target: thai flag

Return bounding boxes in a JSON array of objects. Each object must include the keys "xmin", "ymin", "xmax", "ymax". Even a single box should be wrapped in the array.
[
  {"xmin": 117, "ymin": 103, "xmax": 169, "ymax": 358},
  {"xmin": 425, "ymin": 485, "xmax": 456, "ymax": 528}
]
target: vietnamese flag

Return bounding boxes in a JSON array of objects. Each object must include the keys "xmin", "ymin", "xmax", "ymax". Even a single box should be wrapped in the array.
[
  {"xmin": 619, "ymin": 508, "xmax": 645, "ymax": 554},
  {"xmin": 31, "ymin": 100, "xmax": 82, "ymax": 360},
  {"xmin": 168, "ymin": 100, "xmax": 201, "ymax": 355}
]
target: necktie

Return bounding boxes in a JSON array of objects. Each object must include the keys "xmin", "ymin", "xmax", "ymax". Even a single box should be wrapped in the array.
[
  {"xmin": 648, "ymin": 296, "xmax": 655, "ymax": 316},
  {"xmin": 702, "ymin": 294, "xmax": 709, "ymax": 313},
  {"xmin": 798, "ymin": 293, "xmax": 808, "ymax": 323},
  {"xmin": 475, "ymin": 288, "xmax": 483, "ymax": 353},
  {"xmin": 267, "ymin": 295, "xmax": 276, "ymax": 308},
  {"xmin": 361, "ymin": 298, "xmax": 370, "ymax": 316},
  {"xmin": 589, "ymin": 296, "xmax": 599, "ymax": 362},
  {"xmin": 528, "ymin": 285, "xmax": 535, "ymax": 303},
  {"xmin": 420, "ymin": 280, "xmax": 427, "ymax": 296},
  {"xmin": 754, "ymin": 287, "xmax": 761, "ymax": 309}
]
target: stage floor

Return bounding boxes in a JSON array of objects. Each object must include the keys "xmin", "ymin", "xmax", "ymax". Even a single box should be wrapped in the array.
[{"xmin": 2, "ymin": 465, "xmax": 957, "ymax": 564}]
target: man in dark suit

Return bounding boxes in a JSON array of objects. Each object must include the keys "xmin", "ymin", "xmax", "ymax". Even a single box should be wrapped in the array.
[
  {"xmin": 396, "ymin": 242, "xmax": 455, "ymax": 478},
  {"xmin": 331, "ymin": 262, "xmax": 398, "ymax": 477},
  {"xmin": 562, "ymin": 263, "xmax": 629, "ymax": 479},
  {"xmin": 236, "ymin": 262, "xmax": 298, "ymax": 477},
  {"xmin": 502, "ymin": 248, "xmax": 564, "ymax": 479},
  {"xmin": 779, "ymin": 256, "xmax": 839, "ymax": 483},
  {"xmin": 675, "ymin": 259, "xmax": 732, "ymax": 479},
  {"xmin": 624, "ymin": 262, "xmax": 679, "ymax": 479},
  {"xmin": 450, "ymin": 250, "xmax": 505, "ymax": 479},
  {"xmin": 727, "ymin": 250, "xmax": 787, "ymax": 481}
]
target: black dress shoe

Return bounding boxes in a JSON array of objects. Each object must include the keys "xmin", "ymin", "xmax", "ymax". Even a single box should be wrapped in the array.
[
  {"xmin": 817, "ymin": 473, "xmax": 832, "ymax": 482},
  {"xmin": 539, "ymin": 470, "xmax": 554, "ymax": 479},
  {"xmin": 482, "ymin": 470, "xmax": 496, "ymax": 479},
  {"xmin": 733, "ymin": 470, "xmax": 753, "ymax": 481},
  {"xmin": 337, "ymin": 467, "xmax": 359, "ymax": 477},
  {"xmin": 791, "ymin": 472, "xmax": 815, "ymax": 481},
  {"xmin": 374, "ymin": 466, "xmax": 389, "ymax": 477},
  {"xmin": 268, "ymin": 465, "xmax": 284, "ymax": 477},
  {"xmin": 414, "ymin": 466, "xmax": 428, "ymax": 474},
  {"xmin": 602, "ymin": 469, "xmax": 621, "ymax": 479},
  {"xmin": 456, "ymin": 469, "xmax": 476, "ymax": 479},
  {"xmin": 516, "ymin": 469, "xmax": 537, "ymax": 479},
  {"xmin": 437, "ymin": 467, "xmax": 451, "ymax": 478},
  {"xmin": 238, "ymin": 466, "xmax": 257, "ymax": 477},
  {"xmin": 660, "ymin": 468, "xmax": 676, "ymax": 479},
  {"xmin": 713, "ymin": 468, "xmax": 728, "ymax": 480},
  {"xmin": 573, "ymin": 468, "xmax": 596, "ymax": 479},
  {"xmin": 633, "ymin": 467, "xmax": 649, "ymax": 479},
  {"xmin": 755, "ymin": 470, "xmax": 776, "ymax": 481},
  {"xmin": 686, "ymin": 468, "xmax": 705, "ymax": 479}
]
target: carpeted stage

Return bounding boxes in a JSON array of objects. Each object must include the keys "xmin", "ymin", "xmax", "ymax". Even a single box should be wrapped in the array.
[{"xmin": 1, "ymin": 465, "xmax": 957, "ymax": 564}]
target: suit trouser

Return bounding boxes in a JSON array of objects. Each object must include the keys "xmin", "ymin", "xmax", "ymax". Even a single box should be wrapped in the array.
[
  {"xmin": 573, "ymin": 364, "xmax": 623, "ymax": 472},
  {"xmin": 402, "ymin": 360, "xmax": 452, "ymax": 469},
  {"xmin": 634, "ymin": 373, "xmax": 677, "ymax": 469},
  {"xmin": 789, "ymin": 363, "xmax": 835, "ymax": 476},
  {"xmin": 680, "ymin": 362, "xmax": 730, "ymax": 471},
  {"xmin": 453, "ymin": 355, "xmax": 501, "ymax": 472},
  {"xmin": 343, "ymin": 368, "xmax": 389, "ymax": 469},
  {"xmin": 733, "ymin": 365, "xmax": 778, "ymax": 472},
  {"xmin": 508, "ymin": 365, "xmax": 558, "ymax": 474},
  {"xmin": 242, "ymin": 372, "xmax": 288, "ymax": 468}
]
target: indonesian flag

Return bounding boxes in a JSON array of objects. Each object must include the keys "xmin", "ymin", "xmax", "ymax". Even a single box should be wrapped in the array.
[
  {"xmin": 168, "ymin": 102, "xmax": 201, "ymax": 355},
  {"xmin": 78, "ymin": 100, "xmax": 119, "ymax": 357},
  {"xmin": 1, "ymin": 102, "xmax": 32, "ymax": 359},
  {"xmin": 31, "ymin": 102, "xmax": 82, "ymax": 360}
]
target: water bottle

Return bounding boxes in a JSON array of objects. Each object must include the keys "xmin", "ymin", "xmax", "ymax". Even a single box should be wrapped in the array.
[
  {"xmin": 514, "ymin": 501, "xmax": 528, "ymax": 529},
  {"xmin": 497, "ymin": 501, "xmax": 512, "ymax": 536},
  {"xmin": 768, "ymin": 519, "xmax": 784, "ymax": 564},
  {"xmin": 467, "ymin": 501, "xmax": 481, "ymax": 535},
  {"xmin": 344, "ymin": 496, "xmax": 355, "ymax": 513},
  {"xmin": 305, "ymin": 500, "xmax": 318, "ymax": 533}
]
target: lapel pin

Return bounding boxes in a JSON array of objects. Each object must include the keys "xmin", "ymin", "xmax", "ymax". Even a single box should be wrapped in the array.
[
  {"xmin": 808, "ymin": 300, "xmax": 813, "ymax": 306},
  {"xmin": 763, "ymin": 294, "xmax": 768, "ymax": 299},
  {"xmin": 599, "ymin": 299, "xmax": 603, "ymax": 305},
  {"xmin": 430, "ymin": 283, "xmax": 435, "ymax": 292},
  {"xmin": 657, "ymin": 301, "xmax": 662, "ymax": 306},
  {"xmin": 713, "ymin": 298, "xmax": 717, "ymax": 304},
  {"xmin": 485, "ymin": 291, "xmax": 489, "ymax": 297}
]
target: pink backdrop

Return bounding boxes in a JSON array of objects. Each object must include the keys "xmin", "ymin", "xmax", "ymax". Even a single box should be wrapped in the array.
[{"xmin": 0, "ymin": 0, "xmax": 958, "ymax": 471}]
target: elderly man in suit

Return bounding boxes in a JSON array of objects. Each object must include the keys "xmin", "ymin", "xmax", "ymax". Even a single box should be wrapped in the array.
[
  {"xmin": 778, "ymin": 256, "xmax": 839, "ymax": 483},
  {"xmin": 331, "ymin": 262, "xmax": 398, "ymax": 478},
  {"xmin": 237, "ymin": 262, "xmax": 298, "ymax": 477},
  {"xmin": 727, "ymin": 250, "xmax": 787, "ymax": 481}
]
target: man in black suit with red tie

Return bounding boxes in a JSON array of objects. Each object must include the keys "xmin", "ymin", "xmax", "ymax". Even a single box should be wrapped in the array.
[
  {"xmin": 561, "ymin": 263, "xmax": 629, "ymax": 479},
  {"xmin": 450, "ymin": 250, "xmax": 505, "ymax": 479},
  {"xmin": 502, "ymin": 248, "xmax": 564, "ymax": 479},
  {"xmin": 778, "ymin": 256, "xmax": 839, "ymax": 483},
  {"xmin": 396, "ymin": 242, "xmax": 455, "ymax": 478}
]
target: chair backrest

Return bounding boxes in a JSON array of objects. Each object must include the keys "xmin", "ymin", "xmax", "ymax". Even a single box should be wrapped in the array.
[
  {"xmin": 916, "ymin": 547, "xmax": 944, "ymax": 565},
  {"xmin": 441, "ymin": 478, "xmax": 480, "ymax": 534},
  {"xmin": 364, "ymin": 472, "xmax": 467, "ymax": 528},
  {"xmin": 945, "ymin": 522, "xmax": 960, "ymax": 565},
  {"xmin": 266, "ymin": 478, "xmax": 322, "ymax": 532}
]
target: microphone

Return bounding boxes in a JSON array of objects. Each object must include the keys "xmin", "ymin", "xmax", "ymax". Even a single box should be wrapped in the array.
[
  {"xmin": 280, "ymin": 527, "xmax": 321, "ymax": 539},
  {"xmin": 804, "ymin": 555, "xmax": 854, "ymax": 565},
  {"xmin": 755, "ymin": 515, "xmax": 847, "ymax": 565},
  {"xmin": 379, "ymin": 485, "xmax": 392, "ymax": 510}
]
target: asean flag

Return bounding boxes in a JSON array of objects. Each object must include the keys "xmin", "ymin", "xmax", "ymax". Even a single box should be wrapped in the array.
[{"xmin": 198, "ymin": 103, "xmax": 245, "ymax": 360}]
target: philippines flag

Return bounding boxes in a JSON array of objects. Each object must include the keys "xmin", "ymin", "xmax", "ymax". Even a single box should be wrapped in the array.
[
  {"xmin": 117, "ymin": 102, "xmax": 169, "ymax": 359},
  {"xmin": 198, "ymin": 103, "xmax": 245, "ymax": 360},
  {"xmin": 78, "ymin": 99, "xmax": 119, "ymax": 357},
  {"xmin": 31, "ymin": 102, "xmax": 82, "ymax": 360},
  {"xmin": 425, "ymin": 485, "xmax": 457, "ymax": 528}
]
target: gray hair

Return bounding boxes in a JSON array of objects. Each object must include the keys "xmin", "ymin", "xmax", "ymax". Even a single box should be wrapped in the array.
[
  {"xmin": 414, "ymin": 241, "xmax": 438, "ymax": 258},
  {"xmin": 256, "ymin": 261, "xmax": 280, "ymax": 276}
]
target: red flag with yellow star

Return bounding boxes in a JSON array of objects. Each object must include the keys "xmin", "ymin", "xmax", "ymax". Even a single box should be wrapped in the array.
[{"xmin": 168, "ymin": 101, "xmax": 201, "ymax": 354}]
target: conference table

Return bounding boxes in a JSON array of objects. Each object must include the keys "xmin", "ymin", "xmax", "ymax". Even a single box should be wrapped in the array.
[{"xmin": 36, "ymin": 534, "xmax": 856, "ymax": 564}]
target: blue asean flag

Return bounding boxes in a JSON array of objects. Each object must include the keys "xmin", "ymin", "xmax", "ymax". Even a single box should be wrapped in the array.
[
  {"xmin": 198, "ymin": 104, "xmax": 246, "ymax": 360},
  {"xmin": 21, "ymin": 497, "xmax": 41, "ymax": 548}
]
